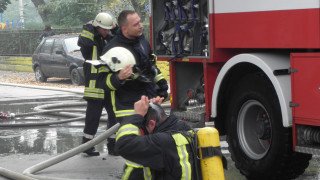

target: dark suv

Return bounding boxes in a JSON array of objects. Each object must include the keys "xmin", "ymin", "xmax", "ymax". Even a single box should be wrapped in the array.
[{"xmin": 32, "ymin": 34, "xmax": 85, "ymax": 86}]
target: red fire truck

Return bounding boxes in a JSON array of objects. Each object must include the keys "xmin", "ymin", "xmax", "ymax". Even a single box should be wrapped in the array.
[{"xmin": 150, "ymin": 0, "xmax": 320, "ymax": 179}]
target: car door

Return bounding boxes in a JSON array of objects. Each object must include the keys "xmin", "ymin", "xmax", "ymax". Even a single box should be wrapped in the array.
[
  {"xmin": 52, "ymin": 39, "xmax": 69, "ymax": 78},
  {"xmin": 38, "ymin": 39, "xmax": 54, "ymax": 76}
]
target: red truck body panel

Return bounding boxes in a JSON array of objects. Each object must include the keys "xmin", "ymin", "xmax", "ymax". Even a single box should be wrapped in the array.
[{"xmin": 215, "ymin": 9, "xmax": 320, "ymax": 49}]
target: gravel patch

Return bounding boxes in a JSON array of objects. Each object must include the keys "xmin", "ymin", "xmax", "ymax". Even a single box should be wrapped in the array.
[{"xmin": 0, "ymin": 70, "xmax": 83, "ymax": 89}]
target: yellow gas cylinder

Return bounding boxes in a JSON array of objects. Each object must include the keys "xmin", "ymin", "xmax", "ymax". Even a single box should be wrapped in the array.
[{"xmin": 197, "ymin": 127, "xmax": 225, "ymax": 180}]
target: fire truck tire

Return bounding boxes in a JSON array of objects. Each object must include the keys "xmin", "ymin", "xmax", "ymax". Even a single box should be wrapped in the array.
[
  {"xmin": 226, "ymin": 72, "xmax": 311, "ymax": 180},
  {"xmin": 35, "ymin": 66, "xmax": 47, "ymax": 82}
]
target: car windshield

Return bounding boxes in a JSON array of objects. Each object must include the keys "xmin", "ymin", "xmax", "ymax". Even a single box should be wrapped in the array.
[{"xmin": 64, "ymin": 37, "xmax": 80, "ymax": 52}]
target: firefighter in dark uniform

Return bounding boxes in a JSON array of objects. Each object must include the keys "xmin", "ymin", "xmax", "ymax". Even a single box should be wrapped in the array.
[
  {"xmin": 115, "ymin": 95, "xmax": 196, "ymax": 180},
  {"xmin": 100, "ymin": 10, "xmax": 168, "ymax": 123},
  {"xmin": 78, "ymin": 12, "xmax": 119, "ymax": 156}
]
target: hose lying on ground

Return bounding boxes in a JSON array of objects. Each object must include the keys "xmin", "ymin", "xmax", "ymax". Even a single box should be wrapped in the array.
[
  {"xmin": 0, "ymin": 102, "xmax": 107, "ymax": 127},
  {"xmin": 0, "ymin": 102, "xmax": 169, "ymax": 127},
  {"xmin": 0, "ymin": 167, "xmax": 37, "ymax": 180},
  {"xmin": 0, "ymin": 123, "xmax": 120, "ymax": 180},
  {"xmin": 0, "ymin": 99, "xmax": 170, "ymax": 179}
]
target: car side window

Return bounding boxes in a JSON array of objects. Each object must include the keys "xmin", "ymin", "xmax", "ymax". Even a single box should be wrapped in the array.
[
  {"xmin": 40, "ymin": 39, "xmax": 54, "ymax": 54},
  {"xmin": 52, "ymin": 39, "xmax": 63, "ymax": 54}
]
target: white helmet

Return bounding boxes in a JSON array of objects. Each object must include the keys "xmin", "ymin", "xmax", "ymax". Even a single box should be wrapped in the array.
[
  {"xmin": 100, "ymin": 47, "xmax": 136, "ymax": 72},
  {"xmin": 93, "ymin": 12, "xmax": 113, "ymax": 30}
]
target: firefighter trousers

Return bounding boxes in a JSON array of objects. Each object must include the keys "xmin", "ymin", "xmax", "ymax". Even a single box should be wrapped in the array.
[{"xmin": 83, "ymin": 92, "xmax": 116, "ymax": 137}]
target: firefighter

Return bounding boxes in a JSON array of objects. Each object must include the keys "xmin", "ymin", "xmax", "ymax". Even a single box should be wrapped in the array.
[
  {"xmin": 115, "ymin": 95, "xmax": 196, "ymax": 180},
  {"xmin": 100, "ymin": 10, "xmax": 168, "ymax": 123},
  {"xmin": 77, "ymin": 12, "xmax": 119, "ymax": 156}
]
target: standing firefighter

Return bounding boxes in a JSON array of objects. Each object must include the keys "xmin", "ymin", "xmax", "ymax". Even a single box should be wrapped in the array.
[
  {"xmin": 100, "ymin": 10, "xmax": 169, "ymax": 123},
  {"xmin": 78, "ymin": 12, "xmax": 119, "ymax": 156}
]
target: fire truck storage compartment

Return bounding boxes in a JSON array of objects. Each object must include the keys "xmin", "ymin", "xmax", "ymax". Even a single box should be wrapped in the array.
[
  {"xmin": 173, "ymin": 61, "xmax": 204, "ymax": 109},
  {"xmin": 171, "ymin": 61, "xmax": 205, "ymax": 127},
  {"xmin": 151, "ymin": 0, "xmax": 209, "ymax": 57},
  {"xmin": 291, "ymin": 53, "xmax": 320, "ymax": 123},
  {"xmin": 291, "ymin": 53, "xmax": 320, "ymax": 152}
]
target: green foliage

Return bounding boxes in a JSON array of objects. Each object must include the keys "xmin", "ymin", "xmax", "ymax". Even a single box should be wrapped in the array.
[
  {"xmin": 99, "ymin": 0, "xmax": 148, "ymax": 23},
  {"xmin": 0, "ymin": 0, "xmax": 151, "ymax": 56},
  {"xmin": 38, "ymin": 0, "xmax": 99, "ymax": 26},
  {"xmin": 0, "ymin": 0, "xmax": 11, "ymax": 13}
]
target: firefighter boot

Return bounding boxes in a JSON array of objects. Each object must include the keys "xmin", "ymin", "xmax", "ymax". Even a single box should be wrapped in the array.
[
  {"xmin": 107, "ymin": 138, "xmax": 119, "ymax": 156},
  {"xmin": 82, "ymin": 137, "xmax": 100, "ymax": 156}
]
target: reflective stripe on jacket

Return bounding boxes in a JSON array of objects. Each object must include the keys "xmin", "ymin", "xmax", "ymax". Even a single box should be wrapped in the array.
[
  {"xmin": 100, "ymin": 30, "xmax": 158, "ymax": 117},
  {"xmin": 115, "ymin": 115, "xmax": 195, "ymax": 180},
  {"xmin": 122, "ymin": 161, "xmax": 152, "ymax": 180},
  {"xmin": 78, "ymin": 22, "xmax": 117, "ymax": 100}
]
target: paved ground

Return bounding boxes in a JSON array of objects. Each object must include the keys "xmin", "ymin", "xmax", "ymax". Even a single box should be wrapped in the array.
[
  {"xmin": 0, "ymin": 70, "xmax": 82, "ymax": 89},
  {"xmin": 0, "ymin": 83, "xmax": 126, "ymax": 180},
  {"xmin": 1, "ymin": 72, "xmax": 319, "ymax": 180}
]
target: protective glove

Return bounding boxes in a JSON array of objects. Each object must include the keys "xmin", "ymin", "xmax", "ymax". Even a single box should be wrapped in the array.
[
  {"xmin": 157, "ymin": 89, "xmax": 168, "ymax": 99},
  {"xmin": 149, "ymin": 52, "xmax": 157, "ymax": 66},
  {"xmin": 156, "ymin": 79, "xmax": 168, "ymax": 99}
]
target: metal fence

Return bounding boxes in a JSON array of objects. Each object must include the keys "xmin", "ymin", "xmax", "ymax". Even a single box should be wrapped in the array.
[
  {"xmin": 0, "ymin": 26, "xmax": 150, "ymax": 57},
  {"xmin": 0, "ymin": 28, "xmax": 82, "ymax": 56}
]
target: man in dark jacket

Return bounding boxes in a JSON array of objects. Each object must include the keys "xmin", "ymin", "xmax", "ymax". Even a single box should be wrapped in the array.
[
  {"xmin": 115, "ymin": 95, "xmax": 196, "ymax": 180},
  {"xmin": 39, "ymin": 24, "xmax": 55, "ymax": 40},
  {"xmin": 78, "ymin": 12, "xmax": 119, "ymax": 156},
  {"xmin": 100, "ymin": 10, "xmax": 168, "ymax": 123}
]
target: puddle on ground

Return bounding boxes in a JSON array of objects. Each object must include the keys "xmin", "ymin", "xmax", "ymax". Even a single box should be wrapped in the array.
[
  {"xmin": 1, "ymin": 97, "xmax": 320, "ymax": 180},
  {"xmin": 0, "ymin": 97, "xmax": 108, "ymax": 156}
]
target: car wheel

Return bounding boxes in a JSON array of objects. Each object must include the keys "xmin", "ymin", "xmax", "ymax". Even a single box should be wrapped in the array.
[
  {"xmin": 35, "ymin": 66, "xmax": 47, "ymax": 82},
  {"xmin": 226, "ymin": 72, "xmax": 311, "ymax": 179},
  {"xmin": 71, "ymin": 68, "xmax": 84, "ymax": 86}
]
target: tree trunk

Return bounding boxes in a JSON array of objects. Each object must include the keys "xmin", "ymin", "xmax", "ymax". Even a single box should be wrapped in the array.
[
  {"xmin": 30, "ymin": 0, "xmax": 47, "ymax": 23},
  {"xmin": 130, "ymin": 0, "xmax": 148, "ymax": 22}
]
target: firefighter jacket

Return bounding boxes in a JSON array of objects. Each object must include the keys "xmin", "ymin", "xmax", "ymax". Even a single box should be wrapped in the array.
[
  {"xmin": 100, "ymin": 30, "xmax": 168, "ymax": 118},
  {"xmin": 115, "ymin": 114, "xmax": 195, "ymax": 180},
  {"xmin": 78, "ymin": 21, "xmax": 118, "ymax": 100}
]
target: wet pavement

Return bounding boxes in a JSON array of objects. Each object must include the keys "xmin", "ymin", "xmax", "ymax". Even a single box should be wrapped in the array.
[
  {"xmin": 0, "ymin": 83, "xmax": 320, "ymax": 180},
  {"xmin": 0, "ymin": 84, "xmax": 125, "ymax": 180}
]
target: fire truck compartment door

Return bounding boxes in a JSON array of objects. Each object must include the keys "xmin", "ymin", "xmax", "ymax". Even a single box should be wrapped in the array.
[{"xmin": 291, "ymin": 53, "xmax": 320, "ymax": 121}]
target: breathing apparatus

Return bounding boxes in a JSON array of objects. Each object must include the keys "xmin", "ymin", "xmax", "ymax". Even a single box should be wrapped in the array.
[{"xmin": 141, "ymin": 101, "xmax": 227, "ymax": 179}]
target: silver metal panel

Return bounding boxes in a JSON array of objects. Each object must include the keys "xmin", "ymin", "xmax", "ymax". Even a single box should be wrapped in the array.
[{"xmin": 295, "ymin": 146, "xmax": 320, "ymax": 155}]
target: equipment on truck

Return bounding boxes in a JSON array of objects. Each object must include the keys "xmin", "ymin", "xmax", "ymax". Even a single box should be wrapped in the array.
[{"xmin": 150, "ymin": 0, "xmax": 320, "ymax": 179}]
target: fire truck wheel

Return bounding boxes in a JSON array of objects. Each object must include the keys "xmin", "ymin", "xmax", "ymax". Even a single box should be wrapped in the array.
[
  {"xmin": 226, "ymin": 72, "xmax": 311, "ymax": 180},
  {"xmin": 35, "ymin": 66, "xmax": 47, "ymax": 82}
]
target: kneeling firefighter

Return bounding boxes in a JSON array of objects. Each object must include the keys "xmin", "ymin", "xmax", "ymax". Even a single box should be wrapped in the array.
[
  {"xmin": 114, "ymin": 95, "xmax": 197, "ymax": 179},
  {"xmin": 113, "ymin": 95, "xmax": 228, "ymax": 180}
]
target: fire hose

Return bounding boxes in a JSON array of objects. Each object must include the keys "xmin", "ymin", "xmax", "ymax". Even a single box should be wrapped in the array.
[
  {"xmin": 0, "ymin": 102, "xmax": 108, "ymax": 127},
  {"xmin": 0, "ymin": 123, "xmax": 120, "ymax": 180}
]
